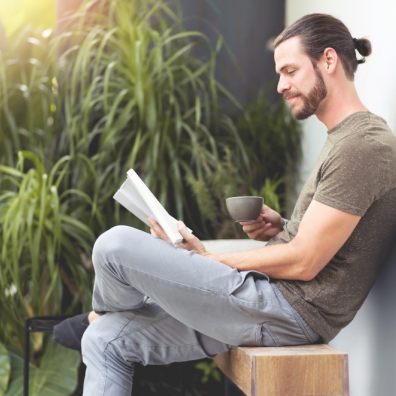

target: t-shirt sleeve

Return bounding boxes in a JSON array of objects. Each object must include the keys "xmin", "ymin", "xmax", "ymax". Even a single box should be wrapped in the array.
[{"xmin": 313, "ymin": 135, "xmax": 391, "ymax": 216}]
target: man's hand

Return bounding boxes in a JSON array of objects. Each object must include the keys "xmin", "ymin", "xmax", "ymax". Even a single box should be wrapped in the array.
[
  {"xmin": 240, "ymin": 205, "xmax": 284, "ymax": 241},
  {"xmin": 148, "ymin": 219, "xmax": 208, "ymax": 255}
]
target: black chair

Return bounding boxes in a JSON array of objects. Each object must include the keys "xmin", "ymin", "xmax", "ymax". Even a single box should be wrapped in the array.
[{"xmin": 23, "ymin": 316, "xmax": 69, "ymax": 396}]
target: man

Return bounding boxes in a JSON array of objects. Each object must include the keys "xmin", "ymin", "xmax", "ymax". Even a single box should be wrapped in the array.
[{"xmin": 55, "ymin": 14, "xmax": 396, "ymax": 395}]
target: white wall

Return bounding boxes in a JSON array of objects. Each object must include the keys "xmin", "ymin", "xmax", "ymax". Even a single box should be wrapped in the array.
[
  {"xmin": 285, "ymin": 2, "xmax": 396, "ymax": 395},
  {"xmin": 286, "ymin": 1, "xmax": 396, "ymax": 185}
]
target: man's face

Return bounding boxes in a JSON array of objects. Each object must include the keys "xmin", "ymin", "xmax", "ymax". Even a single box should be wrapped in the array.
[{"xmin": 274, "ymin": 36, "xmax": 327, "ymax": 120}]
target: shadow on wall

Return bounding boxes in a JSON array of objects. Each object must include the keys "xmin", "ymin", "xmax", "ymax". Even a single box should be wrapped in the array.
[
  {"xmin": 371, "ymin": 238, "xmax": 396, "ymax": 395},
  {"xmin": 331, "ymin": 236, "xmax": 396, "ymax": 396}
]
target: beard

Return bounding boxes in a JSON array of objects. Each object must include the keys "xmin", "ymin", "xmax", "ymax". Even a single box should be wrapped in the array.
[{"xmin": 285, "ymin": 66, "xmax": 328, "ymax": 120}]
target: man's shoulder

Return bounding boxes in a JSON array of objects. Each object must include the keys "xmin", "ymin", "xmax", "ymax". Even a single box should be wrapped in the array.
[
  {"xmin": 330, "ymin": 112, "xmax": 396, "ymax": 157},
  {"xmin": 330, "ymin": 111, "xmax": 391, "ymax": 139},
  {"xmin": 320, "ymin": 112, "xmax": 396, "ymax": 200}
]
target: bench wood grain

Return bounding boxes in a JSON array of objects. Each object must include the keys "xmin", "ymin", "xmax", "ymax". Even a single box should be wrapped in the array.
[{"xmin": 214, "ymin": 344, "xmax": 349, "ymax": 396}]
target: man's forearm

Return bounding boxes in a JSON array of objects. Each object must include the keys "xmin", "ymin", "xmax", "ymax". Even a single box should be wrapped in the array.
[{"xmin": 207, "ymin": 241, "xmax": 312, "ymax": 281}]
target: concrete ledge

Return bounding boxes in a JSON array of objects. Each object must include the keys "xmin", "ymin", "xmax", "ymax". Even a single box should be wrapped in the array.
[{"xmin": 202, "ymin": 239, "xmax": 266, "ymax": 253}]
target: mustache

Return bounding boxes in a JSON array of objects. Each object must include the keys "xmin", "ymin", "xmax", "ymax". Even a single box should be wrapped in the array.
[{"xmin": 283, "ymin": 92, "xmax": 301, "ymax": 100}]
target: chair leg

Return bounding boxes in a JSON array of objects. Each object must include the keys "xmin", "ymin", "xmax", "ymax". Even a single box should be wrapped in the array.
[
  {"xmin": 23, "ymin": 316, "xmax": 70, "ymax": 396},
  {"xmin": 23, "ymin": 320, "xmax": 30, "ymax": 396}
]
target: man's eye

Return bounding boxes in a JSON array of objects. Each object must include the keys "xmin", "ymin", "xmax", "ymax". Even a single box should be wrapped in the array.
[{"xmin": 287, "ymin": 69, "xmax": 296, "ymax": 75}]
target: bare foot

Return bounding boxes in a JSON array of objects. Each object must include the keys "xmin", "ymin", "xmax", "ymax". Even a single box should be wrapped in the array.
[{"xmin": 88, "ymin": 311, "xmax": 100, "ymax": 324}]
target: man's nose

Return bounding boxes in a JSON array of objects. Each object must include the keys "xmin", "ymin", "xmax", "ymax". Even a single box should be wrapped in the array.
[{"xmin": 277, "ymin": 76, "xmax": 290, "ymax": 95}]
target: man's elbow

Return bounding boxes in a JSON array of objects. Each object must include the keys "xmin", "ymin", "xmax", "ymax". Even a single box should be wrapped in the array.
[
  {"xmin": 297, "ymin": 255, "xmax": 327, "ymax": 281},
  {"xmin": 290, "ymin": 239, "xmax": 326, "ymax": 282},
  {"xmin": 298, "ymin": 267, "xmax": 316, "ymax": 282},
  {"xmin": 289, "ymin": 240, "xmax": 323, "ymax": 281}
]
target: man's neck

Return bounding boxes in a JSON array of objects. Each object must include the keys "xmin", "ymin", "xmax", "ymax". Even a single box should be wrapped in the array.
[{"xmin": 315, "ymin": 83, "xmax": 367, "ymax": 130}]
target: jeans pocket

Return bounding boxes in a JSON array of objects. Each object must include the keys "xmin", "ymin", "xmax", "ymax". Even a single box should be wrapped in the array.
[
  {"xmin": 228, "ymin": 270, "xmax": 270, "ymax": 296},
  {"xmin": 256, "ymin": 323, "xmax": 279, "ymax": 347},
  {"xmin": 271, "ymin": 285, "xmax": 320, "ymax": 344}
]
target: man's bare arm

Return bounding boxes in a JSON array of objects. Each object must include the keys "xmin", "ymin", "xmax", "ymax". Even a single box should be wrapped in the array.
[{"xmin": 209, "ymin": 200, "xmax": 361, "ymax": 281}]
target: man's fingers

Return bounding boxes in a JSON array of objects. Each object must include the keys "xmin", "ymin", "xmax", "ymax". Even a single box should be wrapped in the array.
[
  {"xmin": 148, "ymin": 218, "xmax": 170, "ymax": 242},
  {"xmin": 242, "ymin": 221, "xmax": 268, "ymax": 233},
  {"xmin": 177, "ymin": 221, "xmax": 193, "ymax": 240},
  {"xmin": 150, "ymin": 228, "xmax": 158, "ymax": 237},
  {"xmin": 176, "ymin": 221, "xmax": 207, "ymax": 254}
]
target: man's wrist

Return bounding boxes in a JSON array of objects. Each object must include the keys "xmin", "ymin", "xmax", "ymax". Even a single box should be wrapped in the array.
[{"xmin": 203, "ymin": 251, "xmax": 222, "ymax": 263}]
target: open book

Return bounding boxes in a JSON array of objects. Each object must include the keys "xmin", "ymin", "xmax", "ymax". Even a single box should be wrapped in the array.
[{"xmin": 113, "ymin": 169, "xmax": 190, "ymax": 244}]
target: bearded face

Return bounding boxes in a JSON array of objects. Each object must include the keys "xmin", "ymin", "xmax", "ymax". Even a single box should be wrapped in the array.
[{"xmin": 284, "ymin": 66, "xmax": 328, "ymax": 120}]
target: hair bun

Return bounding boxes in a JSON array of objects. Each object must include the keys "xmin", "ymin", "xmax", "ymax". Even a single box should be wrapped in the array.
[{"xmin": 353, "ymin": 37, "xmax": 372, "ymax": 57}]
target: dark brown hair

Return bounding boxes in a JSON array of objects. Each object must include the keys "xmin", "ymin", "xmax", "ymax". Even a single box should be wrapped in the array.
[{"xmin": 274, "ymin": 14, "xmax": 372, "ymax": 80}]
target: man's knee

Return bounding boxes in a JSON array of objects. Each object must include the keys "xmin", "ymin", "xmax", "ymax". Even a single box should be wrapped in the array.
[
  {"xmin": 81, "ymin": 321, "xmax": 106, "ymax": 364},
  {"xmin": 81, "ymin": 317, "xmax": 135, "ymax": 388},
  {"xmin": 81, "ymin": 316, "xmax": 125, "ymax": 363},
  {"xmin": 92, "ymin": 225, "xmax": 145, "ymax": 267}
]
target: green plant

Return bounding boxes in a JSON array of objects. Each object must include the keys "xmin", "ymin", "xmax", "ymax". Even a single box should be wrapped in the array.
[
  {"xmin": 3, "ymin": 339, "xmax": 80, "ymax": 396},
  {"xmin": 251, "ymin": 178, "xmax": 282, "ymax": 214},
  {"xmin": 0, "ymin": 0, "xmax": 302, "ymax": 394},
  {"xmin": 0, "ymin": 27, "xmax": 59, "ymax": 166},
  {"xmin": 237, "ymin": 91, "xmax": 302, "ymax": 215},
  {"xmin": 54, "ymin": 0, "xmax": 249, "ymax": 237},
  {"xmin": 0, "ymin": 343, "xmax": 11, "ymax": 395},
  {"xmin": 195, "ymin": 360, "xmax": 221, "ymax": 384},
  {"xmin": 0, "ymin": 151, "xmax": 94, "ymax": 351}
]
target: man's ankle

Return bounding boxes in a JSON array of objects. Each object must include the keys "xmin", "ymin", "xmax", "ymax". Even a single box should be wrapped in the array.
[{"xmin": 88, "ymin": 311, "xmax": 100, "ymax": 324}]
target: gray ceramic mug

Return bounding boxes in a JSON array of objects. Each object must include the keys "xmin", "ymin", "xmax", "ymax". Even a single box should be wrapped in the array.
[{"xmin": 225, "ymin": 196, "xmax": 263, "ymax": 222}]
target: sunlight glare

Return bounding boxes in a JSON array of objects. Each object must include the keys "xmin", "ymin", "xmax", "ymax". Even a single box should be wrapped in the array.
[{"xmin": 0, "ymin": 0, "xmax": 55, "ymax": 35}]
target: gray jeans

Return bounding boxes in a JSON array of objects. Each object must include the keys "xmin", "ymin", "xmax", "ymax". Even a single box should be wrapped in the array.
[{"xmin": 81, "ymin": 226, "xmax": 319, "ymax": 395}]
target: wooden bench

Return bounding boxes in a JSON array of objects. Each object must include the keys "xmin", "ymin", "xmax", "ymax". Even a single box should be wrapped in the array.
[
  {"xmin": 203, "ymin": 241, "xmax": 349, "ymax": 395},
  {"xmin": 214, "ymin": 344, "xmax": 349, "ymax": 396}
]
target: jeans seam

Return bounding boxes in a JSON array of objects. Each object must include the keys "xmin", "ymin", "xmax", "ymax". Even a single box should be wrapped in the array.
[
  {"xmin": 114, "ymin": 260, "xmax": 235, "ymax": 298},
  {"xmin": 257, "ymin": 322, "xmax": 278, "ymax": 346},
  {"xmin": 272, "ymin": 285, "xmax": 319, "ymax": 343},
  {"xmin": 113, "ymin": 314, "xmax": 220, "ymax": 363},
  {"xmin": 291, "ymin": 311, "xmax": 319, "ymax": 343},
  {"xmin": 102, "ymin": 317, "xmax": 136, "ymax": 395},
  {"xmin": 120, "ymin": 314, "xmax": 197, "ymax": 350}
]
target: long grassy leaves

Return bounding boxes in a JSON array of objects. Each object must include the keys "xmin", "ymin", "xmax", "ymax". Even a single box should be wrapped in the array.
[
  {"xmin": 0, "ymin": 152, "xmax": 94, "ymax": 350},
  {"xmin": 52, "ymin": 0, "xmax": 250, "ymax": 235}
]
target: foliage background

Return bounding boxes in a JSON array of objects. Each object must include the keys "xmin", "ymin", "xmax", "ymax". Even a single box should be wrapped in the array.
[
  {"xmin": 0, "ymin": 0, "xmax": 55, "ymax": 36},
  {"xmin": 0, "ymin": 0, "xmax": 301, "ymax": 394}
]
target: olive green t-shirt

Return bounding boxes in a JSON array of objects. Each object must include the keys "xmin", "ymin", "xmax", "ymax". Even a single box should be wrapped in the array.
[{"xmin": 271, "ymin": 111, "xmax": 396, "ymax": 342}]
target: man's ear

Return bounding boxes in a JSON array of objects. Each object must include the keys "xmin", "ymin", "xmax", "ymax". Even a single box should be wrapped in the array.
[{"xmin": 322, "ymin": 47, "xmax": 338, "ymax": 74}]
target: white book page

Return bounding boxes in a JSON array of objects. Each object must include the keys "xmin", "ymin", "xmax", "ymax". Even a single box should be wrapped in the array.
[
  {"xmin": 113, "ymin": 169, "xmax": 191, "ymax": 244},
  {"xmin": 113, "ymin": 182, "xmax": 151, "ymax": 226},
  {"xmin": 126, "ymin": 169, "xmax": 183, "ymax": 244}
]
